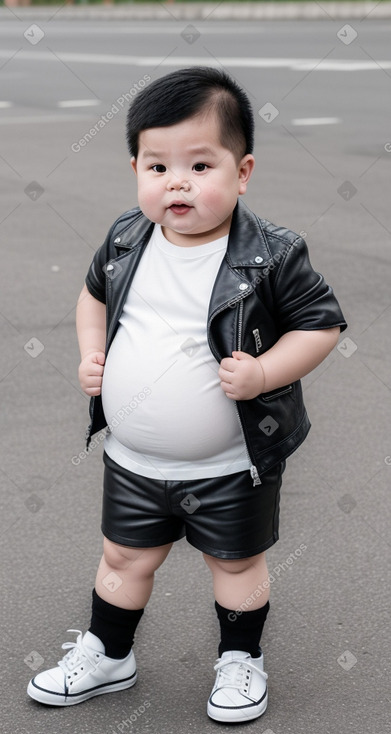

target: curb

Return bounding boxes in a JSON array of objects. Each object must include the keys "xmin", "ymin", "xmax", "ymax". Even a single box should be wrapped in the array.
[{"xmin": 2, "ymin": 2, "xmax": 391, "ymax": 22}]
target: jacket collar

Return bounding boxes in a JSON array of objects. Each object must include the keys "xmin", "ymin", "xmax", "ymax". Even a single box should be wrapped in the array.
[
  {"xmin": 114, "ymin": 199, "xmax": 272, "ymax": 267},
  {"xmin": 113, "ymin": 209, "xmax": 154, "ymax": 251},
  {"xmin": 226, "ymin": 198, "xmax": 272, "ymax": 268}
]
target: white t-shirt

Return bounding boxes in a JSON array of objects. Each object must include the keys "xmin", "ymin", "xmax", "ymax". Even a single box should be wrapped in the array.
[{"xmin": 101, "ymin": 224, "xmax": 250, "ymax": 480}]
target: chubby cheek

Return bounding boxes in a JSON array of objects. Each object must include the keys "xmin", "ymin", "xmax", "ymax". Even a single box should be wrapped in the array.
[
  {"xmin": 136, "ymin": 181, "xmax": 162, "ymax": 216},
  {"xmin": 199, "ymin": 187, "xmax": 235, "ymax": 220}
]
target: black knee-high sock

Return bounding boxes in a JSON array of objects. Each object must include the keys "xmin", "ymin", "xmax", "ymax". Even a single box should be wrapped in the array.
[
  {"xmin": 89, "ymin": 588, "xmax": 144, "ymax": 659},
  {"xmin": 215, "ymin": 600, "xmax": 270, "ymax": 658}
]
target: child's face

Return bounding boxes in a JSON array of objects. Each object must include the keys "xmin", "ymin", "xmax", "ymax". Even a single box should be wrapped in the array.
[{"xmin": 131, "ymin": 112, "xmax": 254, "ymax": 246}]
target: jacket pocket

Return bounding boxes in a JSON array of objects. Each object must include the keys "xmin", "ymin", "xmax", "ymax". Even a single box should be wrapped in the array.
[{"xmin": 261, "ymin": 384, "xmax": 293, "ymax": 402}]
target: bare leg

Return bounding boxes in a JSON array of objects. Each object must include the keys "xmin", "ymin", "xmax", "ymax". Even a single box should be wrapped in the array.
[
  {"xmin": 203, "ymin": 551, "xmax": 269, "ymax": 611},
  {"xmin": 95, "ymin": 537, "xmax": 173, "ymax": 610}
]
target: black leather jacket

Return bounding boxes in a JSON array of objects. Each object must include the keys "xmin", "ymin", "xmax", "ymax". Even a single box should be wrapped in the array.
[{"xmin": 85, "ymin": 199, "xmax": 347, "ymax": 480}]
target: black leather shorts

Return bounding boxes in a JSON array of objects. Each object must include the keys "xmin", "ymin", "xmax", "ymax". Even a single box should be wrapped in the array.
[{"xmin": 101, "ymin": 452, "xmax": 285, "ymax": 560}]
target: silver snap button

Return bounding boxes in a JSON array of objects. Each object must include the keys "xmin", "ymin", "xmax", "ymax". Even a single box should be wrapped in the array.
[
  {"xmin": 255, "ymin": 256, "xmax": 263, "ymax": 264},
  {"xmin": 106, "ymin": 264, "xmax": 114, "ymax": 272},
  {"xmin": 114, "ymin": 237, "xmax": 121, "ymax": 244},
  {"xmin": 239, "ymin": 283, "xmax": 249, "ymax": 291}
]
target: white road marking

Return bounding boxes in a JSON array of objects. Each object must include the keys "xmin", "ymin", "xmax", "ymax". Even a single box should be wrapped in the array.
[
  {"xmin": 291, "ymin": 117, "xmax": 341, "ymax": 126},
  {"xmin": 0, "ymin": 101, "xmax": 13, "ymax": 108},
  {"xmin": 0, "ymin": 50, "xmax": 390, "ymax": 71},
  {"xmin": 0, "ymin": 25, "xmax": 270, "ymax": 36},
  {"xmin": 58, "ymin": 99, "xmax": 101, "ymax": 108},
  {"xmin": 0, "ymin": 113, "xmax": 93, "ymax": 125},
  {"xmin": 139, "ymin": 58, "xmax": 391, "ymax": 72}
]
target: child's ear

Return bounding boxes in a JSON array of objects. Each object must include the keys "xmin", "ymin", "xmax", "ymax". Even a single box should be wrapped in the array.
[
  {"xmin": 130, "ymin": 157, "xmax": 137, "ymax": 175},
  {"xmin": 238, "ymin": 154, "xmax": 255, "ymax": 195}
]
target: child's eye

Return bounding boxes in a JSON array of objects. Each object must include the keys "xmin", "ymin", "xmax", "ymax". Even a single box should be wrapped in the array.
[
  {"xmin": 151, "ymin": 164, "xmax": 166, "ymax": 173},
  {"xmin": 192, "ymin": 163, "xmax": 209, "ymax": 172}
]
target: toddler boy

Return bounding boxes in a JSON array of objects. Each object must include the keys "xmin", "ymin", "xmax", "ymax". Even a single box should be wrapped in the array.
[{"xmin": 27, "ymin": 67, "xmax": 347, "ymax": 722}]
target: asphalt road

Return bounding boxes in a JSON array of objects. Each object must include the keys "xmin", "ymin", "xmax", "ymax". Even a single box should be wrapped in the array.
[{"xmin": 1, "ymin": 16, "xmax": 390, "ymax": 734}]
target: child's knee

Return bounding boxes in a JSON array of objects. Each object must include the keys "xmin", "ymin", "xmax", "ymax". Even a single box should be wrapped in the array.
[
  {"xmin": 102, "ymin": 538, "xmax": 134, "ymax": 571},
  {"xmin": 204, "ymin": 552, "xmax": 266, "ymax": 576},
  {"xmin": 102, "ymin": 537, "xmax": 171, "ymax": 574}
]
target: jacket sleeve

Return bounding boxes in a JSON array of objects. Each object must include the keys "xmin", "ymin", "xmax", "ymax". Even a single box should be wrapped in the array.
[
  {"xmin": 272, "ymin": 235, "xmax": 347, "ymax": 333},
  {"xmin": 84, "ymin": 221, "xmax": 119, "ymax": 304}
]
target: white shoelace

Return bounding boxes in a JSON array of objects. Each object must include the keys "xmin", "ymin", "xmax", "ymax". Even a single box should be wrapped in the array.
[
  {"xmin": 213, "ymin": 657, "xmax": 268, "ymax": 692},
  {"xmin": 58, "ymin": 629, "xmax": 100, "ymax": 674}
]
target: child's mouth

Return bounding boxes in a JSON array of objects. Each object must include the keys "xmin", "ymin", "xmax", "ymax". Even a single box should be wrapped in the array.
[{"xmin": 169, "ymin": 203, "xmax": 192, "ymax": 215}]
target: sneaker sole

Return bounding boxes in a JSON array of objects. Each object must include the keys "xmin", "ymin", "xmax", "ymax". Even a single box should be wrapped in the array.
[
  {"xmin": 207, "ymin": 691, "xmax": 268, "ymax": 723},
  {"xmin": 27, "ymin": 671, "xmax": 137, "ymax": 706}
]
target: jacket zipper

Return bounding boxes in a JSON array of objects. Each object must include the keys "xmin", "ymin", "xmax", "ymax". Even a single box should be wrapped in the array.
[{"xmin": 235, "ymin": 300, "xmax": 262, "ymax": 487}]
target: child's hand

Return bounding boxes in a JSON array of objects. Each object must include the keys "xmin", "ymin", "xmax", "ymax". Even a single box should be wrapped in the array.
[
  {"xmin": 78, "ymin": 351, "xmax": 106, "ymax": 396},
  {"xmin": 219, "ymin": 351, "xmax": 265, "ymax": 400}
]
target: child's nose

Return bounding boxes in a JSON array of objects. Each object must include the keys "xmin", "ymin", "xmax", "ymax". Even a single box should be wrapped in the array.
[{"xmin": 167, "ymin": 176, "xmax": 190, "ymax": 192}]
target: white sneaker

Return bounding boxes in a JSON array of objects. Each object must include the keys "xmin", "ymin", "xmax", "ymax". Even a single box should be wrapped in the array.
[
  {"xmin": 27, "ymin": 630, "xmax": 137, "ymax": 706},
  {"xmin": 207, "ymin": 650, "xmax": 268, "ymax": 722}
]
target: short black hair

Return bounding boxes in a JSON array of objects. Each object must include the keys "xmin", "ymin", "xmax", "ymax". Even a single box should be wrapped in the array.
[{"xmin": 126, "ymin": 67, "xmax": 254, "ymax": 161}]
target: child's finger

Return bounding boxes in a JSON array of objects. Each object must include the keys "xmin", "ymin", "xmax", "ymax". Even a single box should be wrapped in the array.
[
  {"xmin": 87, "ymin": 374, "xmax": 102, "ymax": 385},
  {"xmin": 231, "ymin": 350, "xmax": 253, "ymax": 361},
  {"xmin": 93, "ymin": 352, "xmax": 106, "ymax": 365},
  {"xmin": 220, "ymin": 357, "xmax": 236, "ymax": 372},
  {"xmin": 218, "ymin": 366, "xmax": 234, "ymax": 383},
  {"xmin": 88, "ymin": 363, "xmax": 105, "ymax": 376},
  {"xmin": 85, "ymin": 386, "xmax": 102, "ymax": 397},
  {"xmin": 221, "ymin": 387, "xmax": 237, "ymax": 400}
]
